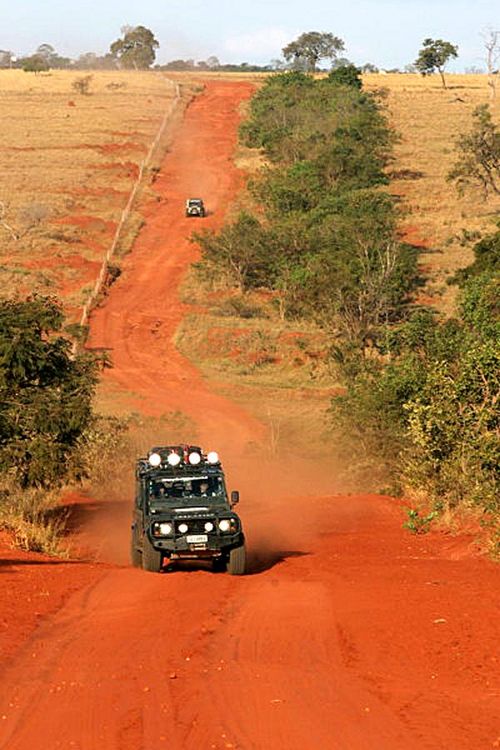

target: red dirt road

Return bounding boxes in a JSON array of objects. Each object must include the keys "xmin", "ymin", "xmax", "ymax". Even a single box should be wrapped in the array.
[{"xmin": 1, "ymin": 81, "xmax": 499, "ymax": 750}]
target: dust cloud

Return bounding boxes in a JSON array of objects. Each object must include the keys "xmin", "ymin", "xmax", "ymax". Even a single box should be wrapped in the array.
[{"xmin": 72, "ymin": 448, "xmax": 347, "ymax": 572}]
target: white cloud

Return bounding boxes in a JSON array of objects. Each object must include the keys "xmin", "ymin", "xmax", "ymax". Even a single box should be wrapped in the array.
[{"xmin": 223, "ymin": 27, "xmax": 296, "ymax": 62}]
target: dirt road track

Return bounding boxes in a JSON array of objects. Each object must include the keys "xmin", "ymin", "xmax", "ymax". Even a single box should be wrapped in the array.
[{"xmin": 1, "ymin": 81, "xmax": 499, "ymax": 750}]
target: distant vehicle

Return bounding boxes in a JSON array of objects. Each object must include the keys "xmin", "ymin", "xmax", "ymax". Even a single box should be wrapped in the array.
[
  {"xmin": 185, "ymin": 198, "xmax": 206, "ymax": 218},
  {"xmin": 130, "ymin": 445, "xmax": 246, "ymax": 575}
]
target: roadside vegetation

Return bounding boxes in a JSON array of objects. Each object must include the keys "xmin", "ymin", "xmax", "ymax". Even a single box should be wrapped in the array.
[
  {"xmin": 188, "ymin": 68, "xmax": 499, "ymax": 540},
  {"xmin": 0, "ymin": 294, "xmax": 194, "ymax": 553},
  {"xmin": 0, "ymin": 297, "xmax": 100, "ymax": 553}
]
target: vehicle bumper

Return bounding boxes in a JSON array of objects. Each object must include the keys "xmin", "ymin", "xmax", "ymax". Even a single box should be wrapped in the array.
[{"xmin": 150, "ymin": 533, "xmax": 244, "ymax": 558}]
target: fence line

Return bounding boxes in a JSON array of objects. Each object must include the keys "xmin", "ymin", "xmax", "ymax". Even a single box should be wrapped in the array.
[{"xmin": 77, "ymin": 78, "xmax": 181, "ymax": 333}]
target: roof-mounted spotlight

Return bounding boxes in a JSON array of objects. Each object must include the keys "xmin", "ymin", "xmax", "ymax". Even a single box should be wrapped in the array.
[
  {"xmin": 188, "ymin": 451, "xmax": 201, "ymax": 465},
  {"xmin": 167, "ymin": 452, "xmax": 181, "ymax": 467},
  {"xmin": 148, "ymin": 452, "xmax": 162, "ymax": 467},
  {"xmin": 206, "ymin": 451, "xmax": 219, "ymax": 465}
]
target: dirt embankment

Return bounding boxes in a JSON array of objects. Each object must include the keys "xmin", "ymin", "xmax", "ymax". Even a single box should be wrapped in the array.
[{"xmin": 0, "ymin": 80, "xmax": 499, "ymax": 750}]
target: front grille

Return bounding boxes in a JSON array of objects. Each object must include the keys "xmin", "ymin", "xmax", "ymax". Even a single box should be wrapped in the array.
[{"xmin": 175, "ymin": 518, "xmax": 214, "ymax": 534}]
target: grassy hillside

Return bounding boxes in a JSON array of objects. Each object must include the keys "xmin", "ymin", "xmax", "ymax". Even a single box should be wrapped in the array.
[
  {"xmin": 364, "ymin": 73, "xmax": 500, "ymax": 312},
  {"xmin": 0, "ymin": 69, "xmax": 177, "ymax": 322}
]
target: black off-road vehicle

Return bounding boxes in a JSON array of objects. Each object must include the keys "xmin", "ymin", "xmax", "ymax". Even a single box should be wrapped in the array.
[
  {"xmin": 185, "ymin": 198, "xmax": 206, "ymax": 218},
  {"xmin": 130, "ymin": 445, "xmax": 246, "ymax": 575}
]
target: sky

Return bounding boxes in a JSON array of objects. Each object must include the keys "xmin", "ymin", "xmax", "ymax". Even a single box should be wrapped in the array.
[{"xmin": 0, "ymin": 0, "xmax": 498, "ymax": 70}]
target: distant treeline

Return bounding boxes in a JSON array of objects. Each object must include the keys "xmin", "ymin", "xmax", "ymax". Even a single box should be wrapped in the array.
[{"xmin": 0, "ymin": 45, "xmax": 380, "ymax": 74}]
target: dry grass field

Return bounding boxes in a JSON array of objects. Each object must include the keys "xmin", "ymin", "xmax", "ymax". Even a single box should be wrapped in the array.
[
  {"xmin": 0, "ymin": 69, "xmax": 177, "ymax": 321},
  {"xmin": 364, "ymin": 73, "xmax": 500, "ymax": 312}
]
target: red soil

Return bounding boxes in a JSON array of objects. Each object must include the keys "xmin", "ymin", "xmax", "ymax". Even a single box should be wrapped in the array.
[
  {"xmin": 0, "ymin": 80, "xmax": 498, "ymax": 750},
  {"xmin": 54, "ymin": 214, "xmax": 117, "ymax": 234},
  {"xmin": 91, "ymin": 160, "xmax": 140, "ymax": 179}
]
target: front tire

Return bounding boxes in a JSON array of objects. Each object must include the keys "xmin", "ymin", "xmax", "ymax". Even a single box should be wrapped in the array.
[
  {"xmin": 142, "ymin": 538, "xmax": 163, "ymax": 573},
  {"xmin": 227, "ymin": 544, "xmax": 246, "ymax": 575}
]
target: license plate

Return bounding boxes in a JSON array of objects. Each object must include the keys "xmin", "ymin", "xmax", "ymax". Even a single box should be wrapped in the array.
[{"xmin": 186, "ymin": 534, "xmax": 208, "ymax": 544}]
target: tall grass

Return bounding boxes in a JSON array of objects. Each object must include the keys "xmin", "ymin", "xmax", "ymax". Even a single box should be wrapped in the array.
[{"xmin": 0, "ymin": 484, "xmax": 69, "ymax": 556}]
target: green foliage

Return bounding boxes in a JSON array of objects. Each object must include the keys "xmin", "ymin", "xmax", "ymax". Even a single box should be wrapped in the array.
[
  {"xmin": 21, "ymin": 54, "xmax": 49, "ymax": 73},
  {"xmin": 198, "ymin": 72, "xmax": 415, "ymax": 340},
  {"xmin": 193, "ymin": 213, "xmax": 269, "ymax": 292},
  {"xmin": 0, "ymin": 297, "xmax": 99, "ymax": 488},
  {"xmin": 414, "ymin": 38, "xmax": 459, "ymax": 88},
  {"xmin": 327, "ymin": 64, "xmax": 363, "ymax": 89},
  {"xmin": 403, "ymin": 508, "xmax": 438, "ymax": 534},
  {"xmin": 240, "ymin": 72, "xmax": 395, "ymax": 183},
  {"xmin": 332, "ymin": 276, "xmax": 500, "ymax": 513},
  {"xmin": 282, "ymin": 31, "xmax": 345, "ymax": 72},
  {"xmin": 453, "ymin": 227, "xmax": 500, "ymax": 287},
  {"xmin": 448, "ymin": 105, "xmax": 500, "ymax": 197},
  {"xmin": 110, "ymin": 25, "xmax": 159, "ymax": 69}
]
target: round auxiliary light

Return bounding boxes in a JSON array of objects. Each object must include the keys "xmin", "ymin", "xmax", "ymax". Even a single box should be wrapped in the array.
[
  {"xmin": 204, "ymin": 521, "xmax": 214, "ymax": 532},
  {"xmin": 148, "ymin": 452, "xmax": 162, "ymax": 467},
  {"xmin": 159, "ymin": 522, "xmax": 173, "ymax": 536},
  {"xmin": 207, "ymin": 451, "xmax": 219, "ymax": 465},
  {"xmin": 178, "ymin": 523, "xmax": 188, "ymax": 534},
  {"xmin": 167, "ymin": 452, "xmax": 181, "ymax": 467},
  {"xmin": 188, "ymin": 451, "xmax": 201, "ymax": 465},
  {"xmin": 218, "ymin": 519, "xmax": 231, "ymax": 532}
]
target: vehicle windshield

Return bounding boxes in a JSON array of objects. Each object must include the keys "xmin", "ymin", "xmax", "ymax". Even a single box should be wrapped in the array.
[{"xmin": 147, "ymin": 475, "xmax": 225, "ymax": 506}]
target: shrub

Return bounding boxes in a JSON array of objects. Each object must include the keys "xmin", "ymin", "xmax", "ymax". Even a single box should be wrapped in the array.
[
  {"xmin": 72, "ymin": 75, "xmax": 93, "ymax": 95},
  {"xmin": 0, "ymin": 296, "xmax": 100, "ymax": 488}
]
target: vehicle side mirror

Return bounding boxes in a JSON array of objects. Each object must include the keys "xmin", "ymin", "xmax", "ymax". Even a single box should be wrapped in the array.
[{"xmin": 231, "ymin": 490, "xmax": 240, "ymax": 506}]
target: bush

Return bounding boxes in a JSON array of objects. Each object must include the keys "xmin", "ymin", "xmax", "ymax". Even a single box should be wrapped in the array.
[
  {"xmin": 72, "ymin": 75, "xmax": 93, "ymax": 95},
  {"xmin": 448, "ymin": 104, "xmax": 500, "ymax": 197},
  {"xmin": 331, "ymin": 278, "xmax": 500, "ymax": 513},
  {"xmin": 0, "ymin": 296, "xmax": 100, "ymax": 488}
]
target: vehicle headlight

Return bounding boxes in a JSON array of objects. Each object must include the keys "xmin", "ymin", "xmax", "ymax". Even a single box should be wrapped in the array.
[
  {"xmin": 178, "ymin": 522, "xmax": 189, "ymax": 534},
  {"xmin": 204, "ymin": 521, "xmax": 214, "ymax": 532},
  {"xmin": 218, "ymin": 519, "xmax": 231, "ymax": 532},
  {"xmin": 153, "ymin": 522, "xmax": 173, "ymax": 536}
]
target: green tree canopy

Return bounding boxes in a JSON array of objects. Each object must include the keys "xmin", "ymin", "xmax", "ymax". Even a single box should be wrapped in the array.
[
  {"xmin": 448, "ymin": 104, "xmax": 500, "ymax": 197},
  {"xmin": 21, "ymin": 54, "xmax": 49, "ymax": 73},
  {"xmin": 0, "ymin": 297, "xmax": 99, "ymax": 487},
  {"xmin": 414, "ymin": 38, "xmax": 458, "ymax": 88},
  {"xmin": 282, "ymin": 31, "xmax": 345, "ymax": 72},
  {"xmin": 110, "ymin": 25, "xmax": 159, "ymax": 69},
  {"xmin": 327, "ymin": 64, "xmax": 362, "ymax": 89}
]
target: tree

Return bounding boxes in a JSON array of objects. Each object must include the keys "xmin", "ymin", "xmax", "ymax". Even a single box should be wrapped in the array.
[
  {"xmin": 21, "ymin": 54, "xmax": 49, "ymax": 74},
  {"xmin": 327, "ymin": 64, "xmax": 362, "ymax": 89},
  {"xmin": 36, "ymin": 44, "xmax": 57, "ymax": 64},
  {"xmin": 72, "ymin": 74, "xmax": 93, "ymax": 95},
  {"xmin": 482, "ymin": 28, "xmax": 500, "ymax": 100},
  {"xmin": 110, "ymin": 25, "xmax": 159, "ymax": 69},
  {"xmin": 193, "ymin": 213, "xmax": 269, "ymax": 292},
  {"xmin": 414, "ymin": 38, "xmax": 458, "ymax": 88},
  {"xmin": 206, "ymin": 55, "xmax": 220, "ymax": 69},
  {"xmin": 448, "ymin": 104, "xmax": 500, "ymax": 197},
  {"xmin": 282, "ymin": 31, "xmax": 345, "ymax": 73},
  {"xmin": 0, "ymin": 297, "xmax": 99, "ymax": 487}
]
